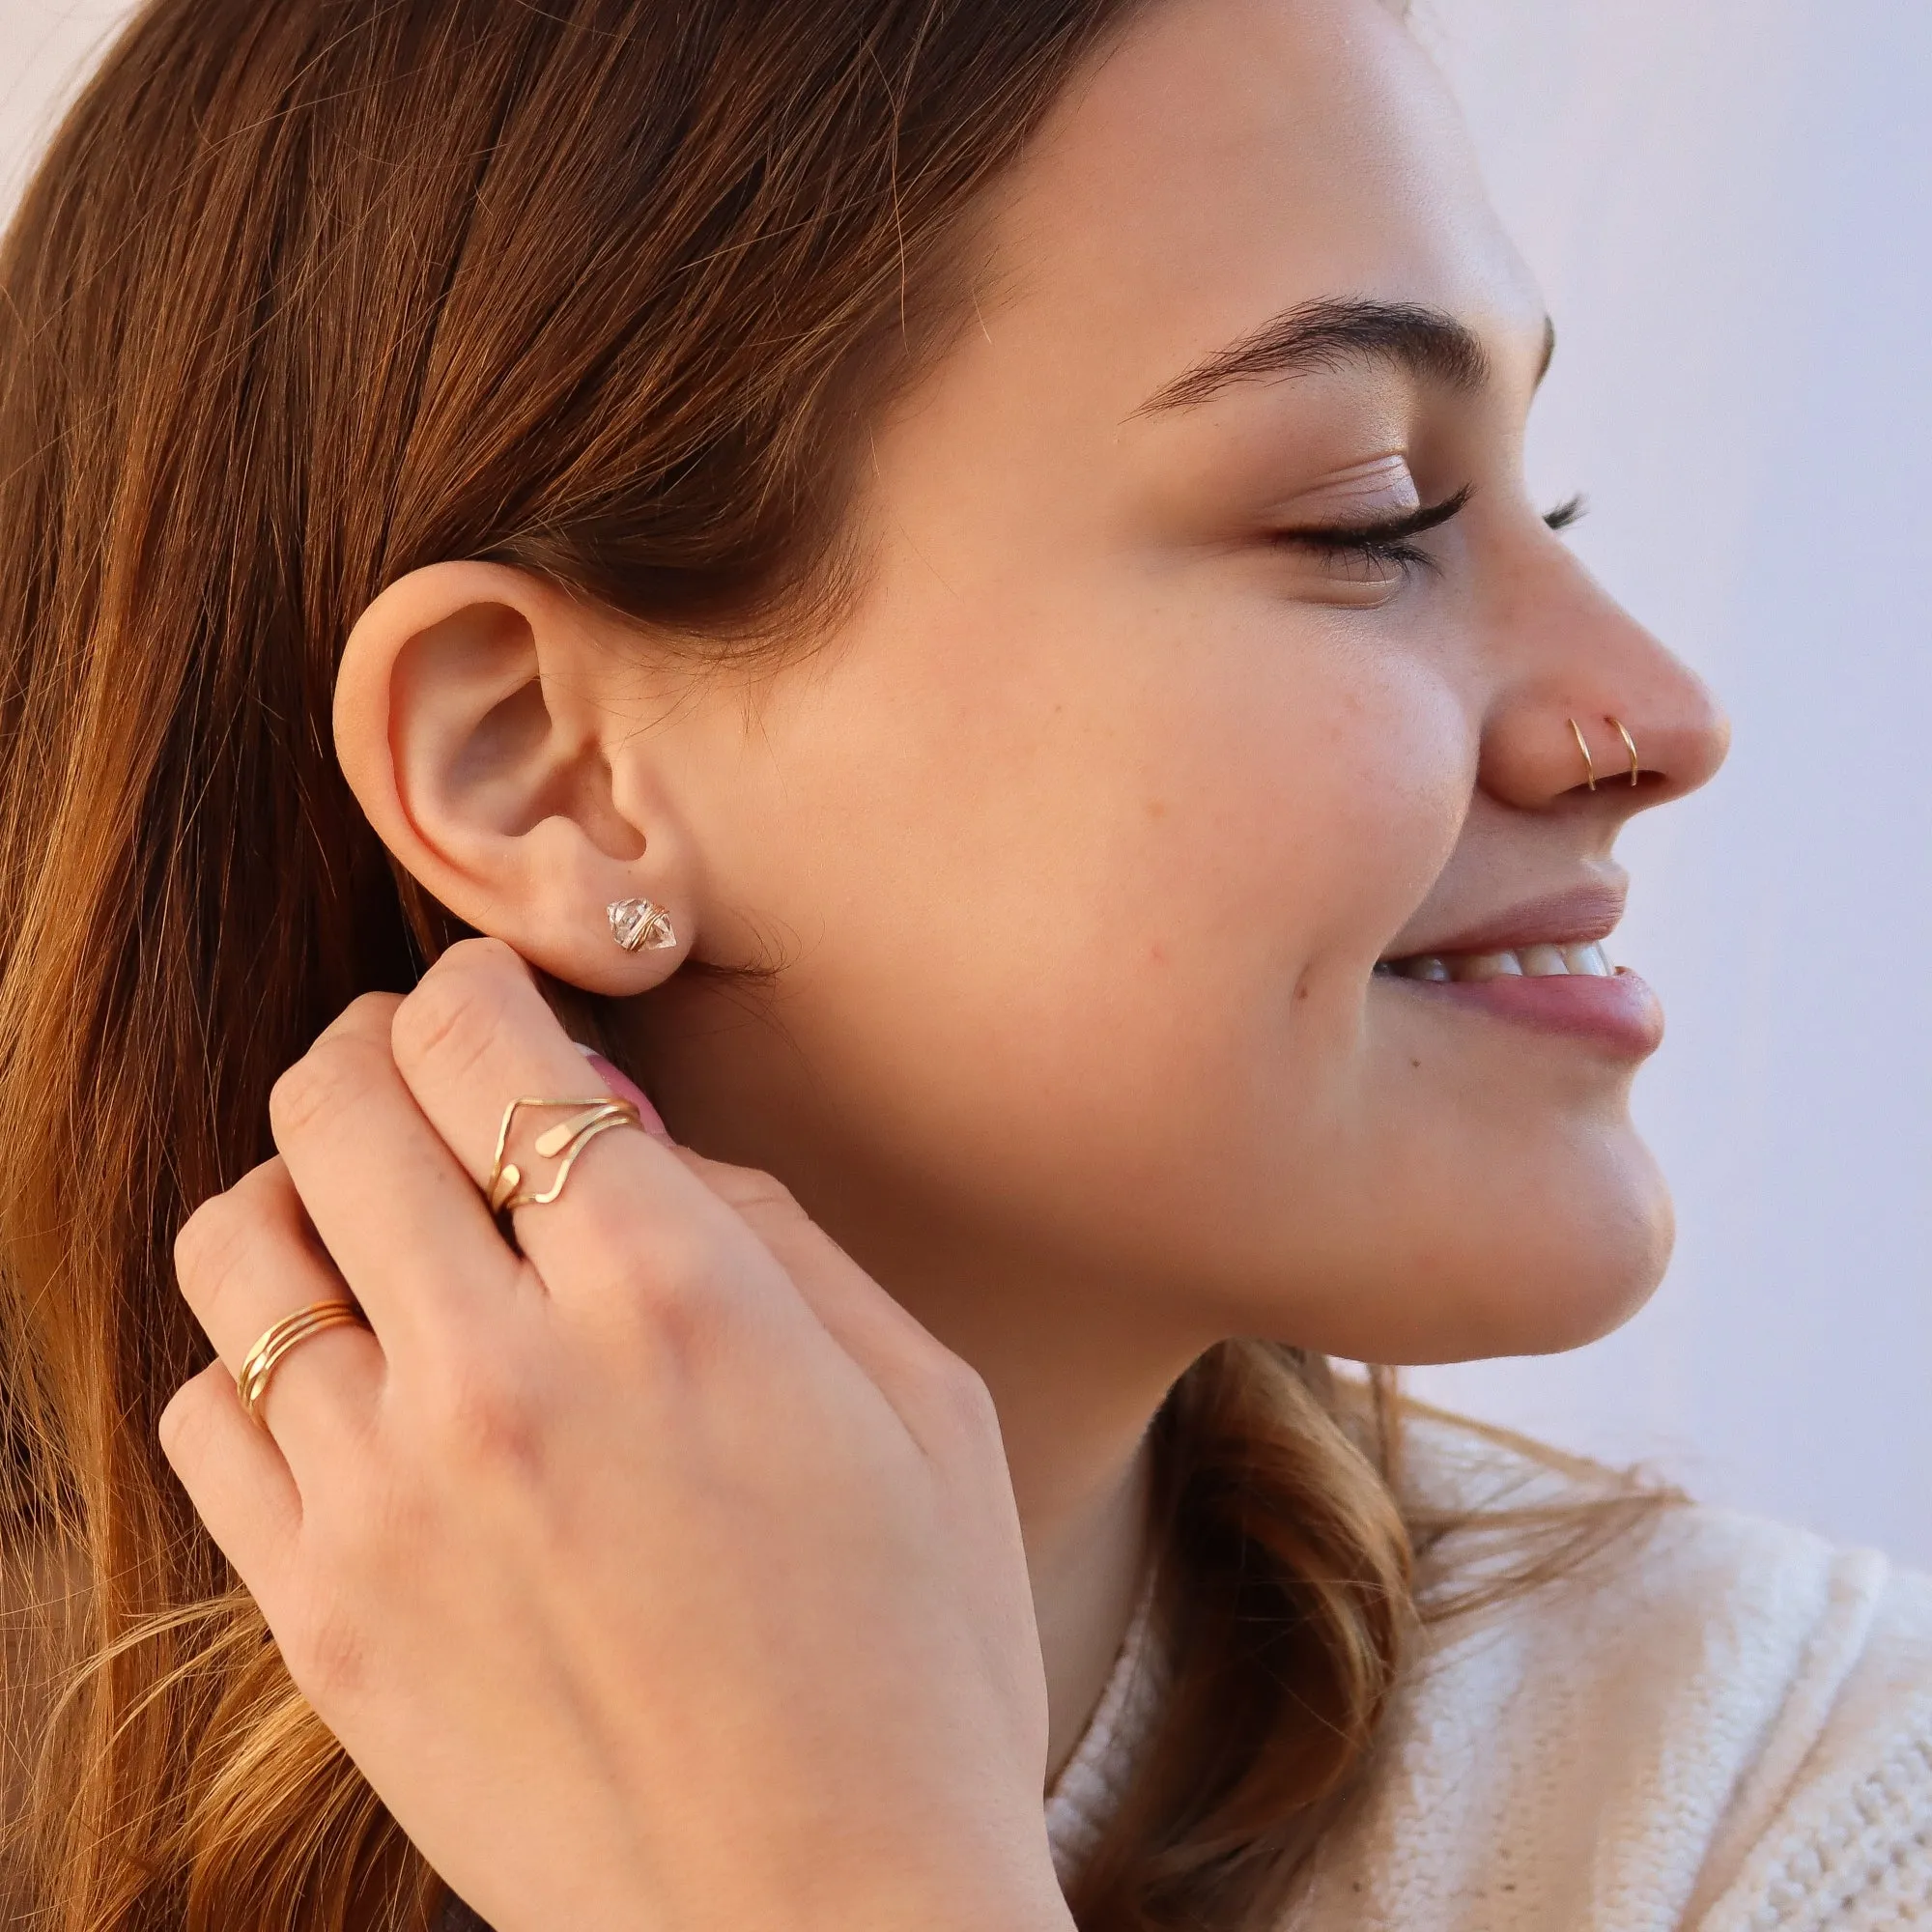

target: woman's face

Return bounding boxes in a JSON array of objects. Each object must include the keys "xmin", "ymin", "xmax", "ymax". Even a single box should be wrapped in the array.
[{"xmin": 631, "ymin": 0, "xmax": 1728, "ymax": 1366}]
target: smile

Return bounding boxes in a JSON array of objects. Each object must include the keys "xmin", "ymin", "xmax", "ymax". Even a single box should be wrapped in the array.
[
  {"xmin": 1375, "ymin": 942, "xmax": 1615, "ymax": 983},
  {"xmin": 1372, "ymin": 939, "xmax": 1662, "ymax": 1057}
]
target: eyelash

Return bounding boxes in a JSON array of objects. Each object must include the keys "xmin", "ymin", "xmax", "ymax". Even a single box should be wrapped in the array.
[{"xmin": 1282, "ymin": 488, "xmax": 1589, "ymax": 577}]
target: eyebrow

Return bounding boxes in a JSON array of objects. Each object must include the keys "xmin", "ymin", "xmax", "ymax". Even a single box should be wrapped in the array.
[{"xmin": 1134, "ymin": 297, "xmax": 1508, "ymax": 416}]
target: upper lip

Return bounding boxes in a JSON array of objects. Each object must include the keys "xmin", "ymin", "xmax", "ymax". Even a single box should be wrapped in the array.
[{"xmin": 1381, "ymin": 880, "xmax": 1628, "ymax": 962}]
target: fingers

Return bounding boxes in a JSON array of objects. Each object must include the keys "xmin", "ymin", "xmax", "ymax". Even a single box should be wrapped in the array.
[
  {"xmin": 158, "ymin": 1359, "xmax": 303, "ymax": 1584},
  {"xmin": 173, "ymin": 1157, "xmax": 384, "ymax": 1462},
  {"xmin": 267, "ymin": 992, "xmax": 526, "ymax": 1350},
  {"xmin": 387, "ymin": 941, "xmax": 752, "ymax": 1312},
  {"xmin": 666, "ymin": 1148, "xmax": 1006, "ymax": 1464},
  {"xmin": 671, "ymin": 1150, "xmax": 945, "ymax": 1378}
]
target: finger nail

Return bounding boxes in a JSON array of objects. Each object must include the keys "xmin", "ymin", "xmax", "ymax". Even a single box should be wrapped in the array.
[{"xmin": 573, "ymin": 1043, "xmax": 672, "ymax": 1142}]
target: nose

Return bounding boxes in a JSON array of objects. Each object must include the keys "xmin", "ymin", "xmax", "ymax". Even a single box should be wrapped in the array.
[{"xmin": 1476, "ymin": 548, "xmax": 1730, "ymax": 816}]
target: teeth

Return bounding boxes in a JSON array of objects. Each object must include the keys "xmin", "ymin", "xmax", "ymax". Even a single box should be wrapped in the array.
[
  {"xmin": 1456, "ymin": 950, "xmax": 1524, "ymax": 981},
  {"xmin": 1380, "ymin": 940, "xmax": 1618, "ymax": 984}
]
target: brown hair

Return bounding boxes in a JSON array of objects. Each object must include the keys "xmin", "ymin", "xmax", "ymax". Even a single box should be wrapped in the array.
[{"xmin": 0, "ymin": 3, "xmax": 1652, "ymax": 1928}]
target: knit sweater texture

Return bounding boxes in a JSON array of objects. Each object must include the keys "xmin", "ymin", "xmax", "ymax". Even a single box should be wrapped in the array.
[{"xmin": 1049, "ymin": 1421, "xmax": 1932, "ymax": 1927}]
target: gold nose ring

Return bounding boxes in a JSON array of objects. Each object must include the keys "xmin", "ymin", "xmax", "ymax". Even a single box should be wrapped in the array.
[
  {"xmin": 1569, "ymin": 717, "xmax": 1642, "ymax": 792},
  {"xmin": 1610, "ymin": 717, "xmax": 1641, "ymax": 786},
  {"xmin": 1568, "ymin": 718, "xmax": 1598, "ymax": 791}
]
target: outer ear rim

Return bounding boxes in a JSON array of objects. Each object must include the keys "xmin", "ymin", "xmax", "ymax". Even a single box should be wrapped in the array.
[
  {"xmin": 331, "ymin": 562, "xmax": 698, "ymax": 998},
  {"xmin": 332, "ymin": 560, "xmax": 548, "ymax": 841}
]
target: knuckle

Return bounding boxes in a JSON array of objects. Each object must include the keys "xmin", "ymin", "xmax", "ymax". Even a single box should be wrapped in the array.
[
  {"xmin": 323, "ymin": 989, "xmax": 407, "ymax": 1045},
  {"xmin": 681, "ymin": 1152, "xmax": 796, "ymax": 1211},
  {"xmin": 278, "ymin": 1592, "xmax": 372, "ymax": 1705},
  {"xmin": 679, "ymin": 1156, "xmax": 820, "ymax": 1247},
  {"xmin": 389, "ymin": 943, "xmax": 524, "ymax": 1084},
  {"xmin": 637, "ymin": 1223, "xmax": 732, "ymax": 1324},
  {"xmin": 923, "ymin": 1350, "xmax": 1002, "ymax": 1442},
  {"xmin": 591, "ymin": 1230, "xmax": 735, "ymax": 1380},
  {"xmin": 269, "ymin": 1034, "xmax": 383, "ymax": 1146},
  {"xmin": 560, "ymin": 1184, "xmax": 733, "ymax": 1345},
  {"xmin": 172, "ymin": 1190, "xmax": 255, "ymax": 1297},
  {"xmin": 156, "ymin": 1370, "xmax": 218, "ymax": 1466},
  {"xmin": 417, "ymin": 1349, "xmax": 545, "ymax": 1472},
  {"xmin": 720, "ymin": 1167, "xmax": 803, "ymax": 1220}
]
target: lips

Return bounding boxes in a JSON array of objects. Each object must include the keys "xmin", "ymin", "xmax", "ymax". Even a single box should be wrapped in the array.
[
  {"xmin": 1372, "ymin": 885, "xmax": 1662, "ymax": 1057},
  {"xmin": 1379, "ymin": 881, "xmax": 1628, "ymax": 966}
]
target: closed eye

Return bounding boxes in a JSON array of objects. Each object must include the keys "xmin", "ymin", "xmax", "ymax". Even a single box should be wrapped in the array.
[{"xmin": 1278, "ymin": 485, "xmax": 1475, "ymax": 577}]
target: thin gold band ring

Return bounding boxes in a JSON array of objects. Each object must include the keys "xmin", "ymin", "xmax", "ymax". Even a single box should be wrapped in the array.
[{"xmin": 237, "ymin": 1300, "xmax": 368, "ymax": 1427}]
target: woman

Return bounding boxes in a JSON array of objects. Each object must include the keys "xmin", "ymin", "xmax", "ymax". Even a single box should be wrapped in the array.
[{"xmin": 1, "ymin": 0, "xmax": 1924, "ymax": 1926}]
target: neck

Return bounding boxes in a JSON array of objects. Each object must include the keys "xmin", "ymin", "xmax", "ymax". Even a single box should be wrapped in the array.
[{"xmin": 867, "ymin": 1248, "xmax": 1200, "ymax": 1781}]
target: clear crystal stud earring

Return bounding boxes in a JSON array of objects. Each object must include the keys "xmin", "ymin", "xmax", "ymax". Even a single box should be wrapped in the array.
[{"xmin": 607, "ymin": 897, "xmax": 677, "ymax": 952}]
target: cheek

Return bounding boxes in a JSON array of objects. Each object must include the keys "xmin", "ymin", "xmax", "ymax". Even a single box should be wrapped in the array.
[
  {"xmin": 728, "ymin": 589, "xmax": 1470, "ymax": 1233},
  {"xmin": 1096, "ymin": 630, "xmax": 1469, "ymax": 1037}
]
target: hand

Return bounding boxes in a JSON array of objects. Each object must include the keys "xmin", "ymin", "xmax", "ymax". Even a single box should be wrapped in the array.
[{"xmin": 161, "ymin": 939, "xmax": 1071, "ymax": 1932}]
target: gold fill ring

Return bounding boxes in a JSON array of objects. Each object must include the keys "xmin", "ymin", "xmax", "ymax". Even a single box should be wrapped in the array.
[
  {"xmin": 487, "ymin": 1096, "xmax": 644, "ymax": 1216},
  {"xmin": 237, "ymin": 1300, "xmax": 368, "ymax": 1427}
]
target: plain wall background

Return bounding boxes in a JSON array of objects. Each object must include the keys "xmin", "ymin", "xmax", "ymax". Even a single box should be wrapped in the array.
[{"xmin": 3, "ymin": 1, "xmax": 1926, "ymax": 1561}]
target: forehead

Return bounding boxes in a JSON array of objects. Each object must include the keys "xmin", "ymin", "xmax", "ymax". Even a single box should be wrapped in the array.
[{"xmin": 976, "ymin": 0, "xmax": 1543, "ymax": 408}]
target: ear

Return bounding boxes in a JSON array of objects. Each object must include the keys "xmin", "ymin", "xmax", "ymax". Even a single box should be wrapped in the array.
[{"xmin": 333, "ymin": 562, "xmax": 695, "ymax": 994}]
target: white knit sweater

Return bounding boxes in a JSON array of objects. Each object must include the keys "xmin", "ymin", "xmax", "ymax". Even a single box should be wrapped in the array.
[{"xmin": 1045, "ymin": 1426, "xmax": 1932, "ymax": 1928}]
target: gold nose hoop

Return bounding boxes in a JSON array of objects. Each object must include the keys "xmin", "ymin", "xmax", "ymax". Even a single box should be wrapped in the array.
[
  {"xmin": 1610, "ymin": 717, "xmax": 1641, "ymax": 786},
  {"xmin": 1569, "ymin": 717, "xmax": 1642, "ymax": 792},
  {"xmin": 1568, "ymin": 717, "xmax": 1598, "ymax": 791}
]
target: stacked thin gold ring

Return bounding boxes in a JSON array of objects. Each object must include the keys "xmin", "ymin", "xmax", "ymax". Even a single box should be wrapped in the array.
[
  {"xmin": 487, "ymin": 1096, "xmax": 644, "ymax": 1216},
  {"xmin": 238, "ymin": 1300, "xmax": 368, "ymax": 1426}
]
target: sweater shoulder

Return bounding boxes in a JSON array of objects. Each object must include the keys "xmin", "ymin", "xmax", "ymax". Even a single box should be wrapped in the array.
[
  {"xmin": 1298, "ymin": 1417, "xmax": 1932, "ymax": 1931},
  {"xmin": 1692, "ymin": 1561, "xmax": 1932, "ymax": 1929}
]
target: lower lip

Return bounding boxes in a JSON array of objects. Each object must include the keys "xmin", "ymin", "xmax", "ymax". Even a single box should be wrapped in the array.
[{"xmin": 1381, "ymin": 968, "xmax": 1664, "ymax": 1058}]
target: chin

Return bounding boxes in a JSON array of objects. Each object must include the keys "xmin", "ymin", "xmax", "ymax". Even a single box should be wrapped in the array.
[
  {"xmin": 1227, "ymin": 1122, "xmax": 1678, "ymax": 1368},
  {"xmin": 1409, "ymin": 1142, "xmax": 1678, "ymax": 1366}
]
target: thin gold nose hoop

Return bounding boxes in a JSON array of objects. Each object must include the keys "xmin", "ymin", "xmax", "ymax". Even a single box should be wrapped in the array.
[
  {"xmin": 1610, "ymin": 717, "xmax": 1641, "ymax": 786},
  {"xmin": 1569, "ymin": 717, "xmax": 1642, "ymax": 791},
  {"xmin": 1568, "ymin": 718, "xmax": 1598, "ymax": 791}
]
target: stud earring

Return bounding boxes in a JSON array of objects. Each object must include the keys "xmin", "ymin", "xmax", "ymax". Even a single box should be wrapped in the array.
[{"xmin": 607, "ymin": 897, "xmax": 677, "ymax": 952}]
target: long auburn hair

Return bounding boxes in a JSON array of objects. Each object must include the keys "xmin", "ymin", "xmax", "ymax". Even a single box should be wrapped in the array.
[{"xmin": 0, "ymin": 2, "xmax": 1658, "ymax": 1927}]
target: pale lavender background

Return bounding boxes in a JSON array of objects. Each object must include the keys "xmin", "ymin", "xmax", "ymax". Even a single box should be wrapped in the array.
[{"xmin": 3, "ymin": 0, "xmax": 1926, "ymax": 1562}]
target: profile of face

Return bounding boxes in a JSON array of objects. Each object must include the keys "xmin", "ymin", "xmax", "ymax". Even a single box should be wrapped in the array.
[{"xmin": 337, "ymin": 0, "xmax": 1729, "ymax": 1380}]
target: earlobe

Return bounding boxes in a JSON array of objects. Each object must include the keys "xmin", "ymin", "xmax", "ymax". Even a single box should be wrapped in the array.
[{"xmin": 333, "ymin": 562, "xmax": 695, "ymax": 995}]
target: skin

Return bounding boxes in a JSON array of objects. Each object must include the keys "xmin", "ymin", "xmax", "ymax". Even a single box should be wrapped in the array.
[{"xmin": 161, "ymin": 0, "xmax": 1729, "ymax": 1923}]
